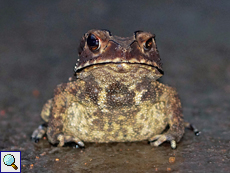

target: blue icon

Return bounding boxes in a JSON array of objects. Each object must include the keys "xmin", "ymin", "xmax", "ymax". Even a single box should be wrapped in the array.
[{"xmin": 3, "ymin": 154, "xmax": 18, "ymax": 170}]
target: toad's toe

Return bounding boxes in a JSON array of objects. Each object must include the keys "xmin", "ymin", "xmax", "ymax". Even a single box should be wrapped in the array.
[
  {"xmin": 149, "ymin": 134, "xmax": 177, "ymax": 149},
  {"xmin": 31, "ymin": 123, "xmax": 48, "ymax": 143},
  {"xmin": 57, "ymin": 134, "xmax": 85, "ymax": 148}
]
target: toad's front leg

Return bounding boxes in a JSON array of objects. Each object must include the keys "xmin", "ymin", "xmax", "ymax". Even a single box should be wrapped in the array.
[
  {"xmin": 45, "ymin": 92, "xmax": 85, "ymax": 148},
  {"xmin": 149, "ymin": 85, "xmax": 185, "ymax": 149}
]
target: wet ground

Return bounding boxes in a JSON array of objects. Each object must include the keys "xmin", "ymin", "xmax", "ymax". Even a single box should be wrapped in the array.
[{"xmin": 0, "ymin": 0, "xmax": 229, "ymax": 172}]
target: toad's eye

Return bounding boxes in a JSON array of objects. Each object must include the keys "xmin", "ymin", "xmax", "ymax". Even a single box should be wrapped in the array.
[
  {"xmin": 144, "ymin": 38, "xmax": 153, "ymax": 50},
  {"xmin": 87, "ymin": 34, "xmax": 100, "ymax": 51}
]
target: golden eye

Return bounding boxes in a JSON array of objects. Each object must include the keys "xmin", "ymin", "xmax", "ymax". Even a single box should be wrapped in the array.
[
  {"xmin": 87, "ymin": 34, "xmax": 100, "ymax": 51},
  {"xmin": 144, "ymin": 38, "xmax": 153, "ymax": 50}
]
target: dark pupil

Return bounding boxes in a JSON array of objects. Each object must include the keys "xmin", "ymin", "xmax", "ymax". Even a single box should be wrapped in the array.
[
  {"xmin": 87, "ymin": 34, "xmax": 99, "ymax": 49},
  {"xmin": 146, "ymin": 38, "xmax": 152, "ymax": 49}
]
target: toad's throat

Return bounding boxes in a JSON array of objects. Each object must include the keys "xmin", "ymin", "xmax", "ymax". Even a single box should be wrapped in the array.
[{"xmin": 76, "ymin": 63, "xmax": 162, "ymax": 108}]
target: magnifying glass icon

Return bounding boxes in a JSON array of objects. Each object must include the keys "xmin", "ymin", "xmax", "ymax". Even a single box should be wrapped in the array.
[{"xmin": 3, "ymin": 154, "xmax": 18, "ymax": 170}]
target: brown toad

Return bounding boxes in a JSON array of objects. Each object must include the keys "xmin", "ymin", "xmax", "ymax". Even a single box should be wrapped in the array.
[{"xmin": 31, "ymin": 29, "xmax": 199, "ymax": 149}]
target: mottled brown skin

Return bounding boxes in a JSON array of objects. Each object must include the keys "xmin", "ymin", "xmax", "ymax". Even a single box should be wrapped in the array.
[{"xmin": 32, "ymin": 29, "xmax": 189, "ymax": 149}]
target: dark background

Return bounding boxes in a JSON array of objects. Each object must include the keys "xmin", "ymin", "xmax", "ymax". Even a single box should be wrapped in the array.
[{"xmin": 0, "ymin": 0, "xmax": 229, "ymax": 172}]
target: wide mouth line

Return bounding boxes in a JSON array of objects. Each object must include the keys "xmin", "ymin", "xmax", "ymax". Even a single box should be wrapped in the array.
[{"xmin": 75, "ymin": 61, "xmax": 164, "ymax": 75}]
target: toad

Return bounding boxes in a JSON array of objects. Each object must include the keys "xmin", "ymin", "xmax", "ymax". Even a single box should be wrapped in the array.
[{"xmin": 31, "ymin": 29, "xmax": 199, "ymax": 149}]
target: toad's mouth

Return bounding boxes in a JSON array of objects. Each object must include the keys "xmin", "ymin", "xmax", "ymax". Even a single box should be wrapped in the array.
[
  {"xmin": 75, "ymin": 62, "xmax": 164, "ymax": 81},
  {"xmin": 74, "ymin": 58, "xmax": 164, "ymax": 75}
]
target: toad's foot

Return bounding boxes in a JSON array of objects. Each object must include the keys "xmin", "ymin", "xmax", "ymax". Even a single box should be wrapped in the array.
[
  {"xmin": 57, "ymin": 134, "xmax": 85, "ymax": 148},
  {"xmin": 31, "ymin": 123, "xmax": 48, "ymax": 143},
  {"xmin": 184, "ymin": 122, "xmax": 201, "ymax": 136},
  {"xmin": 149, "ymin": 133, "xmax": 177, "ymax": 149}
]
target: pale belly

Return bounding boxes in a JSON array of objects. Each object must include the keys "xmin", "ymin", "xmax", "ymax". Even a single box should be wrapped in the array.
[{"xmin": 62, "ymin": 101, "xmax": 168, "ymax": 142}]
